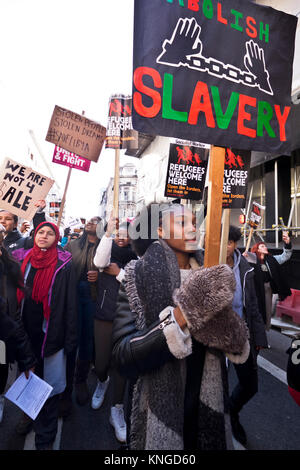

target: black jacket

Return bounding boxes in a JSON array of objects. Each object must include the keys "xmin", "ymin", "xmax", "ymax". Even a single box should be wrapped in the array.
[
  {"xmin": 12, "ymin": 247, "xmax": 77, "ymax": 358},
  {"xmin": 95, "ymin": 242, "xmax": 137, "ymax": 322},
  {"xmin": 0, "ymin": 247, "xmax": 22, "ymax": 319},
  {"xmin": 112, "ymin": 281, "xmax": 175, "ymax": 379},
  {"xmin": 0, "ymin": 299, "xmax": 36, "ymax": 370},
  {"xmin": 238, "ymin": 253, "xmax": 268, "ymax": 351}
]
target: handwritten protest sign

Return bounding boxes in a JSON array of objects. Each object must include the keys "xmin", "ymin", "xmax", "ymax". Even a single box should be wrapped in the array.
[
  {"xmin": 0, "ymin": 158, "xmax": 54, "ymax": 220},
  {"xmin": 164, "ymin": 139, "xmax": 209, "ymax": 200},
  {"xmin": 132, "ymin": 0, "xmax": 297, "ymax": 153},
  {"xmin": 52, "ymin": 146, "xmax": 91, "ymax": 172},
  {"xmin": 67, "ymin": 217, "xmax": 83, "ymax": 229},
  {"xmin": 222, "ymin": 148, "xmax": 251, "ymax": 208},
  {"xmin": 46, "ymin": 106, "xmax": 106, "ymax": 162}
]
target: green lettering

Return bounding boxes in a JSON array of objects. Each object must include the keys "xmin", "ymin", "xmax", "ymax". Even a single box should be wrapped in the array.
[
  {"xmin": 162, "ymin": 74, "xmax": 188, "ymax": 122},
  {"xmin": 230, "ymin": 9, "xmax": 243, "ymax": 32},
  {"xmin": 259, "ymin": 22, "xmax": 269, "ymax": 43},
  {"xmin": 257, "ymin": 101, "xmax": 275, "ymax": 138},
  {"xmin": 167, "ymin": 0, "xmax": 185, "ymax": 6},
  {"xmin": 211, "ymin": 86, "xmax": 239, "ymax": 129},
  {"xmin": 203, "ymin": 0, "xmax": 213, "ymax": 19}
]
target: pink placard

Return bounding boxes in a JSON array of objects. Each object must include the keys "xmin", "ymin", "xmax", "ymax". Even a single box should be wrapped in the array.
[{"xmin": 52, "ymin": 146, "xmax": 91, "ymax": 172}]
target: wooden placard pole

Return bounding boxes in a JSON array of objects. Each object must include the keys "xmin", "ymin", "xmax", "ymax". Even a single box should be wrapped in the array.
[
  {"xmin": 113, "ymin": 147, "xmax": 120, "ymax": 218},
  {"xmin": 57, "ymin": 166, "xmax": 72, "ymax": 228},
  {"xmin": 219, "ymin": 208, "xmax": 231, "ymax": 264},
  {"xmin": 245, "ymin": 226, "xmax": 254, "ymax": 252},
  {"xmin": 204, "ymin": 146, "xmax": 226, "ymax": 268}
]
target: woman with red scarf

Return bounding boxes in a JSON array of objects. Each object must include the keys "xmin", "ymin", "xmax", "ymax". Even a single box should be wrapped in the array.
[{"xmin": 13, "ymin": 221, "xmax": 77, "ymax": 450}]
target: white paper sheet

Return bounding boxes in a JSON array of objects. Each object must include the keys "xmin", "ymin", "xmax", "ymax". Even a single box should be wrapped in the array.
[{"xmin": 5, "ymin": 372, "xmax": 53, "ymax": 420}]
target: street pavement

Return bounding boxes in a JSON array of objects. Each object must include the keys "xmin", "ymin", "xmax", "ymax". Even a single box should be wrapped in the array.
[{"xmin": 0, "ymin": 329, "xmax": 299, "ymax": 451}]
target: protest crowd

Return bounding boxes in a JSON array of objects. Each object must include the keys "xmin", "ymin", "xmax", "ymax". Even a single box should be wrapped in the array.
[{"xmin": 0, "ymin": 197, "xmax": 299, "ymax": 451}]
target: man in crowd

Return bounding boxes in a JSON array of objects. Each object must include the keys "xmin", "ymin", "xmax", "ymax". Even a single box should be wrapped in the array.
[
  {"xmin": 226, "ymin": 225, "xmax": 268, "ymax": 446},
  {"xmin": 61, "ymin": 217, "xmax": 101, "ymax": 415},
  {"xmin": 0, "ymin": 200, "xmax": 47, "ymax": 254}
]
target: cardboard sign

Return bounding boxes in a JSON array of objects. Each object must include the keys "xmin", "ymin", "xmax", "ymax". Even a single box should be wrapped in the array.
[
  {"xmin": 52, "ymin": 146, "xmax": 91, "ymax": 172},
  {"xmin": 132, "ymin": 0, "xmax": 297, "ymax": 153},
  {"xmin": 164, "ymin": 140, "xmax": 209, "ymax": 200},
  {"xmin": 222, "ymin": 148, "xmax": 251, "ymax": 208},
  {"xmin": 249, "ymin": 201, "xmax": 265, "ymax": 228},
  {"xmin": 46, "ymin": 106, "xmax": 106, "ymax": 162},
  {"xmin": 0, "ymin": 158, "xmax": 54, "ymax": 220},
  {"xmin": 106, "ymin": 95, "xmax": 139, "ymax": 150},
  {"xmin": 67, "ymin": 217, "xmax": 83, "ymax": 229}
]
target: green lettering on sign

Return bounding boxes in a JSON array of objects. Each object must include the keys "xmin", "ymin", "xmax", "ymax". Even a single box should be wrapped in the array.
[
  {"xmin": 211, "ymin": 86, "xmax": 239, "ymax": 129},
  {"xmin": 162, "ymin": 74, "xmax": 188, "ymax": 122},
  {"xmin": 257, "ymin": 101, "xmax": 275, "ymax": 138}
]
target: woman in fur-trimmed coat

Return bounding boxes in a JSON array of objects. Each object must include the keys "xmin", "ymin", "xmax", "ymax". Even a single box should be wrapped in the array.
[{"xmin": 112, "ymin": 203, "xmax": 250, "ymax": 450}]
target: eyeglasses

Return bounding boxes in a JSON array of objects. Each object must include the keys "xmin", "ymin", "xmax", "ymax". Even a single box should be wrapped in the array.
[{"xmin": 87, "ymin": 220, "xmax": 99, "ymax": 225}]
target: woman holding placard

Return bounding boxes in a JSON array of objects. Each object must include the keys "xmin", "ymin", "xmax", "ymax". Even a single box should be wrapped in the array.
[{"xmin": 111, "ymin": 203, "xmax": 250, "ymax": 450}]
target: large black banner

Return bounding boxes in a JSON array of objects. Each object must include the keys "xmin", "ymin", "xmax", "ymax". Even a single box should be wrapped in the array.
[{"xmin": 132, "ymin": 0, "xmax": 297, "ymax": 154}]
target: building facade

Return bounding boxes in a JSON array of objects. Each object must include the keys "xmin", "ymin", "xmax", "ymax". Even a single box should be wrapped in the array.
[{"xmin": 99, "ymin": 163, "xmax": 138, "ymax": 222}]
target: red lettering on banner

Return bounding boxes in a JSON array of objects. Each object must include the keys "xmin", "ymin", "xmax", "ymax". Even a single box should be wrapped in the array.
[
  {"xmin": 188, "ymin": 0, "xmax": 199, "ymax": 11},
  {"xmin": 188, "ymin": 81, "xmax": 215, "ymax": 128},
  {"xmin": 217, "ymin": 3, "xmax": 228, "ymax": 25},
  {"xmin": 237, "ymin": 94, "xmax": 257, "ymax": 138},
  {"xmin": 246, "ymin": 16, "xmax": 257, "ymax": 38},
  {"xmin": 133, "ymin": 67, "xmax": 162, "ymax": 118},
  {"xmin": 274, "ymin": 105, "xmax": 290, "ymax": 142}
]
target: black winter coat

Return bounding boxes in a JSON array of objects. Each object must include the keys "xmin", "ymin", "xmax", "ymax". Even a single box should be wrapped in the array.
[
  {"xmin": 95, "ymin": 242, "xmax": 137, "ymax": 322},
  {"xmin": 238, "ymin": 253, "xmax": 268, "ymax": 352},
  {"xmin": 112, "ymin": 282, "xmax": 175, "ymax": 379},
  {"xmin": 0, "ymin": 301, "xmax": 36, "ymax": 371},
  {"xmin": 0, "ymin": 248, "xmax": 22, "ymax": 319}
]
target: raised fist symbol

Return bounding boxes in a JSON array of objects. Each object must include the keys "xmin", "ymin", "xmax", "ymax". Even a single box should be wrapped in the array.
[
  {"xmin": 157, "ymin": 18, "xmax": 202, "ymax": 66},
  {"xmin": 244, "ymin": 40, "xmax": 273, "ymax": 95}
]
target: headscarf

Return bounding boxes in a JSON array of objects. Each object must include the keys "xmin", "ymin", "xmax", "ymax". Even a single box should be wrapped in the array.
[
  {"xmin": 17, "ymin": 222, "xmax": 60, "ymax": 321},
  {"xmin": 251, "ymin": 242, "xmax": 269, "ymax": 263}
]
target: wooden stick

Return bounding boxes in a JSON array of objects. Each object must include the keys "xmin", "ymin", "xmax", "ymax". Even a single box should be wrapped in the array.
[
  {"xmin": 204, "ymin": 146, "xmax": 226, "ymax": 268},
  {"xmin": 244, "ymin": 184, "xmax": 253, "ymax": 246},
  {"xmin": 245, "ymin": 226, "xmax": 254, "ymax": 252},
  {"xmin": 219, "ymin": 208, "xmax": 231, "ymax": 264},
  {"xmin": 113, "ymin": 147, "xmax": 120, "ymax": 218},
  {"xmin": 57, "ymin": 166, "xmax": 72, "ymax": 228}
]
